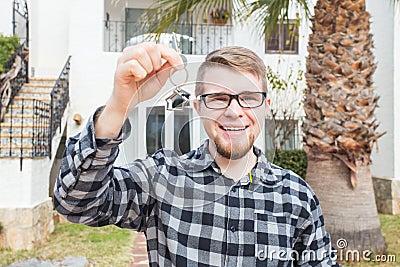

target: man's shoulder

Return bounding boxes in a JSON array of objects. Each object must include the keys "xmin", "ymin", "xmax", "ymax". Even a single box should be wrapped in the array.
[
  {"xmin": 268, "ymin": 163, "xmax": 316, "ymax": 200},
  {"xmin": 269, "ymin": 163, "xmax": 307, "ymax": 185}
]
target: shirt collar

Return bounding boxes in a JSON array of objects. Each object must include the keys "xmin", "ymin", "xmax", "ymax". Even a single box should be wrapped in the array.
[
  {"xmin": 181, "ymin": 139, "xmax": 220, "ymax": 174},
  {"xmin": 252, "ymin": 146, "xmax": 280, "ymax": 185},
  {"xmin": 183, "ymin": 140, "xmax": 279, "ymax": 185}
]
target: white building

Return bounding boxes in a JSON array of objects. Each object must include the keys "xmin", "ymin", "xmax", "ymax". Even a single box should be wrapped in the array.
[{"xmin": 0, "ymin": 0, "xmax": 398, "ymax": 249}]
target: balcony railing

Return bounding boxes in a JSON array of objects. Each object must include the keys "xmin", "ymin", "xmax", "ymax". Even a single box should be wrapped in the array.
[{"xmin": 104, "ymin": 21, "xmax": 233, "ymax": 55}]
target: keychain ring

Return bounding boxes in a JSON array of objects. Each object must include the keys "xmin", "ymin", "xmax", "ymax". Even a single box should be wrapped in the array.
[{"xmin": 169, "ymin": 66, "xmax": 189, "ymax": 87}]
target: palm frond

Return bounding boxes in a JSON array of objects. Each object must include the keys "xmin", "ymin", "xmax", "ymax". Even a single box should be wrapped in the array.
[
  {"xmin": 140, "ymin": 0, "xmax": 312, "ymax": 42},
  {"xmin": 141, "ymin": 0, "xmax": 248, "ymax": 37},
  {"xmin": 239, "ymin": 0, "xmax": 312, "ymax": 38}
]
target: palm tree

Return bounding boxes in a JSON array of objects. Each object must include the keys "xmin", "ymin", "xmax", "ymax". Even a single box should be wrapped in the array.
[
  {"xmin": 140, "ymin": 0, "xmax": 390, "ymax": 252},
  {"xmin": 302, "ymin": 0, "xmax": 386, "ymax": 252}
]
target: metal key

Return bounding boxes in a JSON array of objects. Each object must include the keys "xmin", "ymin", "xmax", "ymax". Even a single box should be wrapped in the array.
[{"xmin": 165, "ymin": 32, "xmax": 190, "ymax": 111}]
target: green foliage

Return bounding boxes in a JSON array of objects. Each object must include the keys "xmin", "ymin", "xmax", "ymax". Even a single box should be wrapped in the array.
[
  {"xmin": 0, "ymin": 35, "xmax": 20, "ymax": 74},
  {"xmin": 266, "ymin": 64, "xmax": 305, "ymax": 93},
  {"xmin": 0, "ymin": 222, "xmax": 135, "ymax": 266},
  {"xmin": 273, "ymin": 149, "xmax": 307, "ymax": 179}
]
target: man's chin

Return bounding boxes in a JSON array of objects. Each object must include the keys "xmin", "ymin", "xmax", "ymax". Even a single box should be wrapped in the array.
[{"xmin": 215, "ymin": 144, "xmax": 252, "ymax": 160}]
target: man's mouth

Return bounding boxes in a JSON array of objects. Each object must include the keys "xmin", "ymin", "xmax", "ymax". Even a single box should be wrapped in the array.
[{"xmin": 219, "ymin": 126, "xmax": 248, "ymax": 132}]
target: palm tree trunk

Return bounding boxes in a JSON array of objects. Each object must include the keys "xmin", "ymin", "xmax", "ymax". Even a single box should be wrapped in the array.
[{"xmin": 306, "ymin": 157, "xmax": 387, "ymax": 253}]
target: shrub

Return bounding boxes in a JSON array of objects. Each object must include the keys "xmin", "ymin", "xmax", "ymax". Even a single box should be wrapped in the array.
[
  {"xmin": 273, "ymin": 149, "xmax": 307, "ymax": 179},
  {"xmin": 0, "ymin": 221, "xmax": 3, "ymax": 234},
  {"xmin": 0, "ymin": 34, "xmax": 20, "ymax": 73}
]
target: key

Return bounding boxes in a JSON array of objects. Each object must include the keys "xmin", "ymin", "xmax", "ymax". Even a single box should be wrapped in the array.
[{"xmin": 165, "ymin": 32, "xmax": 190, "ymax": 111}]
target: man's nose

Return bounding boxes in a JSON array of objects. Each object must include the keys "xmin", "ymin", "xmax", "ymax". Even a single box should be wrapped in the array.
[{"xmin": 224, "ymin": 98, "xmax": 244, "ymax": 117}]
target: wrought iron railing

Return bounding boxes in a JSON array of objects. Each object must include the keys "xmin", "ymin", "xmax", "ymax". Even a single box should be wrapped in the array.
[
  {"xmin": 49, "ymin": 56, "xmax": 71, "ymax": 158},
  {"xmin": 104, "ymin": 21, "xmax": 233, "ymax": 55},
  {"xmin": 12, "ymin": 0, "xmax": 29, "ymax": 45},
  {"xmin": 0, "ymin": 98, "xmax": 50, "ymax": 170},
  {"xmin": 0, "ymin": 56, "xmax": 70, "ymax": 170},
  {"xmin": 0, "ymin": 42, "xmax": 29, "ymax": 121},
  {"xmin": 33, "ymin": 99, "xmax": 51, "ymax": 157}
]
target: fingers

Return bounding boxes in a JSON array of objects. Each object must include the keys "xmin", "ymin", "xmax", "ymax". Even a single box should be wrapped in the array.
[
  {"xmin": 116, "ymin": 60, "xmax": 148, "ymax": 82},
  {"xmin": 118, "ymin": 43, "xmax": 183, "ymax": 75}
]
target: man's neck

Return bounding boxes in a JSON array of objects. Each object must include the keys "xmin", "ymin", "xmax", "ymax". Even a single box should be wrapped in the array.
[{"xmin": 208, "ymin": 142, "xmax": 258, "ymax": 182}]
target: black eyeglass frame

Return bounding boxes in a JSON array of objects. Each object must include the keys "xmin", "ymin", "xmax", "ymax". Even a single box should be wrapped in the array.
[{"xmin": 196, "ymin": 92, "xmax": 267, "ymax": 109}]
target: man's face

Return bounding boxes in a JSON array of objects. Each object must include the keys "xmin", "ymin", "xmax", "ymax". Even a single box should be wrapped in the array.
[{"xmin": 194, "ymin": 66, "xmax": 266, "ymax": 160}]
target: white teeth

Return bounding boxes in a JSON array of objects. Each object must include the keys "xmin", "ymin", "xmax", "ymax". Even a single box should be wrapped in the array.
[{"xmin": 222, "ymin": 126, "xmax": 246, "ymax": 131}]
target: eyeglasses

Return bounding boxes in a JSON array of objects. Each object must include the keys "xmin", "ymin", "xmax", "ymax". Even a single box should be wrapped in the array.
[{"xmin": 197, "ymin": 92, "xmax": 267, "ymax": 109}]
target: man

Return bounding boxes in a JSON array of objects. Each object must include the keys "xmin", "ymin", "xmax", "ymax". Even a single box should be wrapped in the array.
[{"xmin": 54, "ymin": 43, "xmax": 339, "ymax": 266}]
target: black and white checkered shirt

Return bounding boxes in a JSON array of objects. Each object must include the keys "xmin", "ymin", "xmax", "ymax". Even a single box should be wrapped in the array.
[{"xmin": 54, "ymin": 109, "xmax": 339, "ymax": 267}]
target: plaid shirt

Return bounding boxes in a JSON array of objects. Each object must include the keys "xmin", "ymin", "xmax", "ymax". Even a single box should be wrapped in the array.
[{"xmin": 54, "ymin": 109, "xmax": 339, "ymax": 267}]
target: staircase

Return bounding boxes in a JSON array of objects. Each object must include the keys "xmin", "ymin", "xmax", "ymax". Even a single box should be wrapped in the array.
[
  {"xmin": 0, "ymin": 78, "xmax": 54, "ymax": 158},
  {"xmin": 0, "ymin": 55, "xmax": 71, "ymax": 170}
]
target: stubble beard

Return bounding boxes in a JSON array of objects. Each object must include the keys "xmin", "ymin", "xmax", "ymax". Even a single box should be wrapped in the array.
[{"xmin": 214, "ymin": 134, "xmax": 255, "ymax": 160}]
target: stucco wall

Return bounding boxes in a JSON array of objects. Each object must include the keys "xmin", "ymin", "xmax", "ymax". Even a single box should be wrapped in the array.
[
  {"xmin": 367, "ymin": 0, "xmax": 397, "ymax": 179},
  {"xmin": 394, "ymin": 1, "xmax": 400, "ymax": 179},
  {"xmin": 0, "ymin": 159, "xmax": 51, "ymax": 208},
  {"xmin": 29, "ymin": 0, "xmax": 70, "ymax": 78},
  {"xmin": 0, "ymin": 0, "xmax": 13, "ymax": 36}
]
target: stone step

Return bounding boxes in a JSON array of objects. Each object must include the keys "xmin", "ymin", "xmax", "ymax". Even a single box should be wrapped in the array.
[
  {"xmin": 0, "ymin": 133, "xmax": 36, "ymax": 138},
  {"xmin": 0, "ymin": 136, "xmax": 48, "ymax": 147},
  {"xmin": 6, "ymin": 105, "xmax": 36, "ymax": 115},
  {"xmin": 20, "ymin": 87, "xmax": 53, "ymax": 95},
  {"xmin": 0, "ymin": 146, "xmax": 48, "ymax": 157},
  {"xmin": 8, "ymin": 103, "xmax": 49, "ymax": 110},
  {"xmin": 0, "ymin": 122, "xmax": 49, "ymax": 127},
  {"xmin": 12, "ymin": 96, "xmax": 51, "ymax": 106},
  {"xmin": 1, "ymin": 116, "xmax": 50, "ymax": 125},
  {"xmin": 0, "ymin": 127, "xmax": 31, "ymax": 135},
  {"xmin": 14, "ymin": 92, "xmax": 50, "ymax": 99},
  {"xmin": 24, "ymin": 83, "xmax": 54, "ymax": 88},
  {"xmin": 0, "ymin": 123, "xmax": 49, "ymax": 137},
  {"xmin": 3, "ymin": 113, "xmax": 49, "ymax": 119},
  {"xmin": 29, "ymin": 77, "xmax": 57, "ymax": 85},
  {"xmin": 14, "ymin": 95, "xmax": 51, "ymax": 101}
]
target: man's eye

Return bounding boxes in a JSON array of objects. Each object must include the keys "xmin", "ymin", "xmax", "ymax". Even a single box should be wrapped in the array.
[
  {"xmin": 209, "ymin": 96, "xmax": 229, "ymax": 102},
  {"xmin": 241, "ymin": 95, "xmax": 258, "ymax": 101}
]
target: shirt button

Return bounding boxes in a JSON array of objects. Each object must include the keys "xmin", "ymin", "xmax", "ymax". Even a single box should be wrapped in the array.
[{"xmin": 230, "ymin": 225, "xmax": 236, "ymax": 232}]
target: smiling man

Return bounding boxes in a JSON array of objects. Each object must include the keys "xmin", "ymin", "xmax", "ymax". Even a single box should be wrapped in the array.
[{"xmin": 54, "ymin": 44, "xmax": 339, "ymax": 266}]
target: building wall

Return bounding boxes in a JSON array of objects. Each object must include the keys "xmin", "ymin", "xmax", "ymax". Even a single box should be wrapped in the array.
[
  {"xmin": 395, "ymin": 1, "xmax": 400, "ymax": 179},
  {"xmin": 0, "ymin": 0, "xmax": 13, "ymax": 36},
  {"xmin": 0, "ymin": 159, "xmax": 51, "ymax": 208},
  {"xmin": 367, "ymin": 0, "xmax": 397, "ymax": 179},
  {"xmin": 29, "ymin": 0, "xmax": 70, "ymax": 78}
]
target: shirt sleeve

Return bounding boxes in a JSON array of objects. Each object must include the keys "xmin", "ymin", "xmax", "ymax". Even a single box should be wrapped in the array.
[
  {"xmin": 294, "ymin": 193, "xmax": 341, "ymax": 267},
  {"xmin": 53, "ymin": 106, "xmax": 155, "ymax": 231}
]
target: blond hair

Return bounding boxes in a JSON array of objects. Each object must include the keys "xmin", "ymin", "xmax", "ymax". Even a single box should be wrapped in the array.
[{"xmin": 195, "ymin": 46, "xmax": 267, "ymax": 96}]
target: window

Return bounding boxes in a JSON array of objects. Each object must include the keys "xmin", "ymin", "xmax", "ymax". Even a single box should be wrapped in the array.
[
  {"xmin": 125, "ymin": 8, "xmax": 147, "ymax": 43},
  {"xmin": 265, "ymin": 21, "xmax": 299, "ymax": 54},
  {"xmin": 146, "ymin": 106, "xmax": 165, "ymax": 154},
  {"xmin": 174, "ymin": 109, "xmax": 191, "ymax": 155}
]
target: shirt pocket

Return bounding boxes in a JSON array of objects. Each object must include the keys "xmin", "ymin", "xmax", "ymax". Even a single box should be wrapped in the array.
[{"xmin": 254, "ymin": 211, "xmax": 299, "ymax": 267}]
